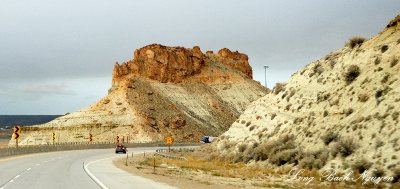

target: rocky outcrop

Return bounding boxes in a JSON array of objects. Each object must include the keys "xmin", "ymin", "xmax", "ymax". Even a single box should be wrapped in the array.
[
  {"xmin": 217, "ymin": 48, "xmax": 252, "ymax": 78},
  {"xmin": 113, "ymin": 44, "xmax": 205, "ymax": 84},
  {"xmin": 112, "ymin": 44, "xmax": 253, "ymax": 84},
  {"xmin": 14, "ymin": 44, "xmax": 267, "ymax": 145}
]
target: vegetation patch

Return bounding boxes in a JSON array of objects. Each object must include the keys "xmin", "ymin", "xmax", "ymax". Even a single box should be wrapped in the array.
[
  {"xmin": 346, "ymin": 36, "xmax": 366, "ymax": 48},
  {"xmin": 344, "ymin": 65, "xmax": 360, "ymax": 84}
]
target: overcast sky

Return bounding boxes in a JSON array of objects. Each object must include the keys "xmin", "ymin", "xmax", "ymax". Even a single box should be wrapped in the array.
[{"xmin": 0, "ymin": 0, "xmax": 399, "ymax": 115}]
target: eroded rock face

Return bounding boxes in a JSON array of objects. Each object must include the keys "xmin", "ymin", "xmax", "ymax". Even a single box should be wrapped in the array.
[
  {"xmin": 113, "ymin": 44, "xmax": 205, "ymax": 84},
  {"xmin": 112, "ymin": 44, "xmax": 253, "ymax": 84},
  {"xmin": 216, "ymin": 48, "xmax": 252, "ymax": 78}
]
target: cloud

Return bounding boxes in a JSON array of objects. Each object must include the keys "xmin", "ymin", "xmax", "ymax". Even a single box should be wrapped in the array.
[
  {"xmin": 20, "ymin": 83, "xmax": 76, "ymax": 96},
  {"xmin": 0, "ymin": 83, "xmax": 76, "ymax": 98}
]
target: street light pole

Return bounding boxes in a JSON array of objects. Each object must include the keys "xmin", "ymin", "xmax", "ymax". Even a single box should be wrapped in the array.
[{"xmin": 264, "ymin": 65, "xmax": 269, "ymax": 88}]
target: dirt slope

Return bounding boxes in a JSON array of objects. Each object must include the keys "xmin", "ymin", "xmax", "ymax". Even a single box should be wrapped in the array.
[{"xmin": 213, "ymin": 16, "xmax": 400, "ymax": 176}]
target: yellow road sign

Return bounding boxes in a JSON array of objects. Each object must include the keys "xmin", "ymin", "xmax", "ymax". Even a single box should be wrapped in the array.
[
  {"xmin": 13, "ymin": 126, "xmax": 21, "ymax": 139},
  {"xmin": 116, "ymin": 136, "xmax": 120, "ymax": 143},
  {"xmin": 89, "ymin": 134, "xmax": 93, "ymax": 142},
  {"xmin": 165, "ymin": 136, "xmax": 174, "ymax": 145},
  {"xmin": 52, "ymin": 132, "xmax": 56, "ymax": 141}
]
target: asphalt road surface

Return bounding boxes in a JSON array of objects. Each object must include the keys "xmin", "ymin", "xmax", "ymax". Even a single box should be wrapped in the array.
[{"xmin": 0, "ymin": 147, "xmax": 177, "ymax": 189}]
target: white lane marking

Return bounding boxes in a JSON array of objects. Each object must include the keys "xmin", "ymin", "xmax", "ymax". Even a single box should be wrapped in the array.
[
  {"xmin": 9, "ymin": 180, "xmax": 13, "ymax": 183},
  {"xmin": 84, "ymin": 157, "xmax": 117, "ymax": 189},
  {"xmin": 14, "ymin": 175, "xmax": 20, "ymax": 179},
  {"xmin": 26, "ymin": 168, "xmax": 31, "ymax": 171},
  {"xmin": 83, "ymin": 152, "xmax": 146, "ymax": 189}
]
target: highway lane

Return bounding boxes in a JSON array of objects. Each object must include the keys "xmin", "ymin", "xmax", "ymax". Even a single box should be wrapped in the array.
[{"xmin": 0, "ymin": 147, "xmax": 177, "ymax": 189}]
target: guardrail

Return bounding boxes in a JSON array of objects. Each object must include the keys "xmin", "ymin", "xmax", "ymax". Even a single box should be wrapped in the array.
[
  {"xmin": 154, "ymin": 147, "xmax": 197, "ymax": 160},
  {"xmin": 0, "ymin": 142, "xmax": 198, "ymax": 158}
]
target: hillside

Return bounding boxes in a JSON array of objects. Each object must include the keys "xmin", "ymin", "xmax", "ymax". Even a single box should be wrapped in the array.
[
  {"xmin": 13, "ymin": 44, "xmax": 267, "ymax": 145},
  {"xmin": 212, "ymin": 15, "xmax": 400, "ymax": 176}
]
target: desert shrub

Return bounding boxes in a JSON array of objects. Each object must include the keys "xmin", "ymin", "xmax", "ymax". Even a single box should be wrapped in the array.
[
  {"xmin": 346, "ymin": 36, "xmax": 366, "ymax": 48},
  {"xmin": 381, "ymin": 73, "xmax": 390, "ymax": 84},
  {"xmin": 375, "ymin": 139, "xmax": 385, "ymax": 149},
  {"xmin": 323, "ymin": 110, "xmax": 329, "ymax": 117},
  {"xmin": 273, "ymin": 83, "xmax": 287, "ymax": 95},
  {"xmin": 331, "ymin": 137, "xmax": 358, "ymax": 157},
  {"xmin": 293, "ymin": 117, "xmax": 303, "ymax": 125},
  {"xmin": 344, "ymin": 108, "xmax": 354, "ymax": 116},
  {"xmin": 352, "ymin": 158, "xmax": 372, "ymax": 173},
  {"xmin": 375, "ymin": 86, "xmax": 391, "ymax": 100},
  {"xmin": 372, "ymin": 167, "xmax": 385, "ymax": 177},
  {"xmin": 241, "ymin": 120, "xmax": 246, "ymax": 124},
  {"xmin": 253, "ymin": 134, "xmax": 296, "ymax": 162},
  {"xmin": 269, "ymin": 149, "xmax": 299, "ymax": 166},
  {"xmin": 313, "ymin": 64, "xmax": 324, "ymax": 75},
  {"xmin": 344, "ymin": 65, "xmax": 360, "ymax": 84},
  {"xmin": 321, "ymin": 132, "xmax": 340, "ymax": 145},
  {"xmin": 246, "ymin": 121, "xmax": 251, "ymax": 127},
  {"xmin": 298, "ymin": 150, "xmax": 329, "ymax": 169},
  {"xmin": 358, "ymin": 93, "xmax": 369, "ymax": 102},
  {"xmin": 249, "ymin": 125, "xmax": 256, "ymax": 131},
  {"xmin": 220, "ymin": 140, "xmax": 235, "ymax": 150},
  {"xmin": 285, "ymin": 104, "xmax": 292, "ymax": 111},
  {"xmin": 380, "ymin": 45, "xmax": 389, "ymax": 53},
  {"xmin": 237, "ymin": 143, "xmax": 247, "ymax": 153},
  {"xmin": 271, "ymin": 113, "xmax": 277, "ymax": 120},
  {"xmin": 392, "ymin": 168, "xmax": 400, "ymax": 183},
  {"xmin": 392, "ymin": 111, "xmax": 399, "ymax": 121},
  {"xmin": 374, "ymin": 57, "xmax": 381, "ymax": 65},
  {"xmin": 390, "ymin": 57, "xmax": 399, "ymax": 67}
]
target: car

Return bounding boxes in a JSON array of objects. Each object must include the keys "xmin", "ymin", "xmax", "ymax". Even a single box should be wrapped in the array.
[
  {"xmin": 115, "ymin": 144, "xmax": 127, "ymax": 154},
  {"xmin": 200, "ymin": 136, "xmax": 217, "ymax": 143}
]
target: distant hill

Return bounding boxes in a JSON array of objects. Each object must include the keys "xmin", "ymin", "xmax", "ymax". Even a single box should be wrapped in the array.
[{"xmin": 0, "ymin": 115, "xmax": 61, "ymax": 128}]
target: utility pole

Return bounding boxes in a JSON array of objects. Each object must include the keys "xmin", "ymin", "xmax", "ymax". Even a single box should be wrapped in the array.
[{"xmin": 264, "ymin": 65, "xmax": 269, "ymax": 88}]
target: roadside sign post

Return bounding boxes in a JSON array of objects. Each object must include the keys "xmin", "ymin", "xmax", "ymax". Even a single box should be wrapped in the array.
[
  {"xmin": 125, "ymin": 153, "xmax": 128, "ymax": 166},
  {"xmin": 89, "ymin": 133, "xmax": 93, "ymax": 143},
  {"xmin": 164, "ymin": 136, "xmax": 174, "ymax": 152},
  {"xmin": 153, "ymin": 154, "xmax": 156, "ymax": 173},
  {"xmin": 116, "ymin": 136, "xmax": 120, "ymax": 144},
  {"xmin": 13, "ymin": 126, "xmax": 21, "ymax": 148},
  {"xmin": 52, "ymin": 132, "xmax": 56, "ymax": 145}
]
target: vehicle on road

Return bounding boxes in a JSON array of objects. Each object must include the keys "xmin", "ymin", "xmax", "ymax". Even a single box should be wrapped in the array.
[
  {"xmin": 115, "ymin": 144, "xmax": 127, "ymax": 153},
  {"xmin": 200, "ymin": 136, "xmax": 217, "ymax": 143}
]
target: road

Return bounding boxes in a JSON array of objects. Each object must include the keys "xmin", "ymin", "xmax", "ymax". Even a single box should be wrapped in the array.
[{"xmin": 0, "ymin": 147, "xmax": 177, "ymax": 189}]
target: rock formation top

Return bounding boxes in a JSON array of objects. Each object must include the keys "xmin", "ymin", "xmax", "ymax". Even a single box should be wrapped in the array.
[{"xmin": 112, "ymin": 44, "xmax": 252, "ymax": 84}]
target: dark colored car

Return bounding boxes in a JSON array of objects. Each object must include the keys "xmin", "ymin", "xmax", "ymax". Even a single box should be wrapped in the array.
[{"xmin": 115, "ymin": 144, "xmax": 127, "ymax": 154}]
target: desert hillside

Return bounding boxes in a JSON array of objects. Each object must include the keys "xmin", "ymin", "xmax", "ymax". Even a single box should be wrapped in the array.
[
  {"xmin": 14, "ymin": 45, "xmax": 267, "ymax": 145},
  {"xmin": 212, "ymin": 15, "xmax": 400, "ymax": 176}
]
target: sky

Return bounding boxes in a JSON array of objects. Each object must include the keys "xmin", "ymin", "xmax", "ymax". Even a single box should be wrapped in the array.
[{"xmin": 0, "ymin": 0, "xmax": 399, "ymax": 115}]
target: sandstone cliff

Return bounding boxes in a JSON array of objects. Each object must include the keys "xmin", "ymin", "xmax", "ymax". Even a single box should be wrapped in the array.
[
  {"xmin": 14, "ymin": 44, "xmax": 266, "ymax": 145},
  {"xmin": 211, "ymin": 15, "xmax": 400, "ymax": 176}
]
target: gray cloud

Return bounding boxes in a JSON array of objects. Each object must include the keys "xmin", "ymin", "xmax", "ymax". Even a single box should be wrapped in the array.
[
  {"xmin": 0, "ymin": 0, "xmax": 399, "ymax": 114},
  {"xmin": 0, "ymin": 83, "xmax": 76, "ymax": 98}
]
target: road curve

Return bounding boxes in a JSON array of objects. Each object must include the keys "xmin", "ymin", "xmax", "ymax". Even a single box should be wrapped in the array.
[{"xmin": 0, "ymin": 147, "xmax": 177, "ymax": 189}]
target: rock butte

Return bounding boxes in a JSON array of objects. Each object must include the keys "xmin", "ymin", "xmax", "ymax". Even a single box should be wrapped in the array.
[{"xmin": 13, "ymin": 44, "xmax": 267, "ymax": 145}]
